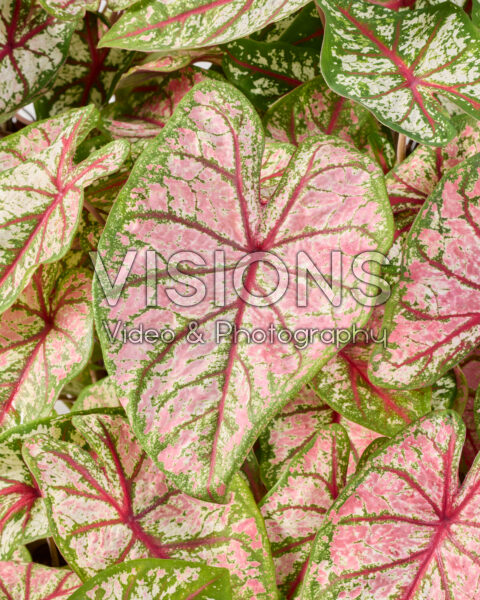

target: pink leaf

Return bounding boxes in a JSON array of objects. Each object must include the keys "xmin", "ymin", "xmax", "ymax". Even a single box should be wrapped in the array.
[{"xmin": 0, "ymin": 562, "xmax": 80, "ymax": 599}]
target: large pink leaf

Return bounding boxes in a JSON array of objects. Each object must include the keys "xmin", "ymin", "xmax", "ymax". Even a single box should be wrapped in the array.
[
  {"xmin": 23, "ymin": 413, "xmax": 277, "ymax": 599},
  {"xmin": 387, "ymin": 115, "xmax": 480, "ymax": 235},
  {"xmin": 370, "ymin": 153, "xmax": 480, "ymax": 389},
  {"xmin": 260, "ymin": 425, "xmax": 349, "ymax": 599},
  {"xmin": 0, "ymin": 265, "xmax": 94, "ymax": 431},
  {"xmin": 0, "ymin": 105, "xmax": 129, "ymax": 313},
  {"xmin": 93, "ymin": 80, "xmax": 393, "ymax": 501},
  {"xmin": 0, "ymin": 0, "xmax": 76, "ymax": 122},
  {"xmin": 302, "ymin": 411, "xmax": 480, "ymax": 599},
  {"xmin": 0, "ymin": 562, "xmax": 81, "ymax": 599}
]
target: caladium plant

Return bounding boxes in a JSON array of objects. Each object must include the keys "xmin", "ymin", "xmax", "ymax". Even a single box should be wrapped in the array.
[{"xmin": 2, "ymin": 0, "xmax": 480, "ymax": 596}]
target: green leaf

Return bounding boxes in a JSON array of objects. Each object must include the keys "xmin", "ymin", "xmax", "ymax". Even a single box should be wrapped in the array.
[
  {"xmin": 222, "ymin": 39, "xmax": 321, "ymax": 112},
  {"xmin": 72, "ymin": 377, "xmax": 122, "ymax": 412},
  {"xmin": 318, "ymin": 0, "xmax": 480, "ymax": 144},
  {"xmin": 98, "ymin": 0, "xmax": 312, "ymax": 52},
  {"xmin": 67, "ymin": 558, "xmax": 233, "ymax": 600},
  {"xmin": 0, "ymin": 0, "xmax": 76, "ymax": 122}
]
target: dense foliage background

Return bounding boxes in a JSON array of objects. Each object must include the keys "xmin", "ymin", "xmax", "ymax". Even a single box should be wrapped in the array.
[{"xmin": 1, "ymin": 0, "xmax": 480, "ymax": 598}]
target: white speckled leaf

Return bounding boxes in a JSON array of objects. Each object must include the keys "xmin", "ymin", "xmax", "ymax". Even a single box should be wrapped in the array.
[
  {"xmin": 0, "ymin": 412, "xmax": 88, "ymax": 560},
  {"xmin": 387, "ymin": 115, "xmax": 480, "ymax": 234},
  {"xmin": 68, "ymin": 558, "xmax": 232, "ymax": 600},
  {"xmin": 0, "ymin": 0, "xmax": 76, "ymax": 122},
  {"xmin": 0, "ymin": 105, "xmax": 129, "ymax": 313},
  {"xmin": 0, "ymin": 265, "xmax": 93, "ymax": 431},
  {"xmin": 370, "ymin": 154, "xmax": 480, "ymax": 389},
  {"xmin": 259, "ymin": 141, "xmax": 295, "ymax": 206},
  {"xmin": 72, "ymin": 377, "xmax": 122, "ymax": 412},
  {"xmin": 263, "ymin": 75, "xmax": 394, "ymax": 172},
  {"xmin": 23, "ymin": 413, "xmax": 277, "ymax": 600},
  {"xmin": 222, "ymin": 39, "xmax": 321, "ymax": 112},
  {"xmin": 318, "ymin": 0, "xmax": 480, "ymax": 144},
  {"xmin": 35, "ymin": 14, "xmax": 133, "ymax": 118},
  {"xmin": 260, "ymin": 425, "xmax": 349, "ymax": 599},
  {"xmin": 301, "ymin": 411, "xmax": 480, "ymax": 600},
  {"xmin": 431, "ymin": 367, "xmax": 468, "ymax": 412},
  {"xmin": 98, "ymin": 0, "xmax": 312, "ymax": 52},
  {"xmin": 39, "ymin": 0, "xmax": 97, "ymax": 20},
  {"xmin": 0, "ymin": 562, "xmax": 81, "ymax": 599},
  {"xmin": 93, "ymin": 79, "xmax": 392, "ymax": 502}
]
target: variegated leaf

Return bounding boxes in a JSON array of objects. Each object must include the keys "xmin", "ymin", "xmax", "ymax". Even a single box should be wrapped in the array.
[
  {"xmin": 35, "ymin": 14, "xmax": 133, "ymax": 119},
  {"xmin": 312, "ymin": 343, "xmax": 431, "ymax": 436},
  {"xmin": 94, "ymin": 80, "xmax": 393, "ymax": 502},
  {"xmin": 39, "ymin": 0, "xmax": 138, "ymax": 19},
  {"xmin": 23, "ymin": 413, "xmax": 277, "ymax": 599},
  {"xmin": 0, "ymin": 0, "xmax": 76, "ymax": 122},
  {"xmin": 459, "ymin": 352, "xmax": 480, "ymax": 471},
  {"xmin": 431, "ymin": 367, "xmax": 468, "ymax": 411},
  {"xmin": 387, "ymin": 115, "xmax": 480, "ymax": 232},
  {"xmin": 222, "ymin": 39, "xmax": 321, "ymax": 112},
  {"xmin": 0, "ymin": 105, "xmax": 129, "ymax": 313},
  {"xmin": 0, "ymin": 562, "xmax": 81, "ymax": 599},
  {"xmin": 263, "ymin": 75, "xmax": 394, "ymax": 172},
  {"xmin": 338, "ymin": 415, "xmax": 383, "ymax": 477},
  {"xmin": 318, "ymin": 0, "xmax": 480, "ymax": 144},
  {"xmin": 0, "ymin": 265, "xmax": 93, "ymax": 431},
  {"xmin": 260, "ymin": 426, "xmax": 349, "ymax": 599},
  {"xmin": 0, "ymin": 410, "xmax": 93, "ymax": 560},
  {"xmin": 370, "ymin": 153, "xmax": 480, "ymax": 388},
  {"xmin": 102, "ymin": 67, "xmax": 217, "ymax": 142},
  {"xmin": 68, "ymin": 558, "xmax": 232, "ymax": 600},
  {"xmin": 258, "ymin": 386, "xmax": 335, "ymax": 489},
  {"xmin": 255, "ymin": 1, "xmax": 323, "ymax": 47},
  {"xmin": 301, "ymin": 411, "xmax": 480, "ymax": 600},
  {"xmin": 72, "ymin": 376, "xmax": 122, "ymax": 412},
  {"xmin": 259, "ymin": 141, "xmax": 295, "ymax": 206},
  {"xmin": 98, "ymin": 0, "xmax": 312, "ymax": 52}
]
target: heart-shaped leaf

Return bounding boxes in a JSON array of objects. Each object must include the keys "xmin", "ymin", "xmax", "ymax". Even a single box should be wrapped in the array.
[
  {"xmin": 23, "ymin": 413, "xmax": 277, "ymax": 599},
  {"xmin": 260, "ymin": 425, "xmax": 349, "ymax": 599},
  {"xmin": 318, "ymin": 0, "xmax": 480, "ymax": 144},
  {"xmin": 72, "ymin": 377, "xmax": 122, "ymax": 412},
  {"xmin": 0, "ymin": 105, "xmax": 129, "ymax": 313},
  {"xmin": 102, "ymin": 67, "xmax": 217, "ymax": 142},
  {"xmin": 312, "ymin": 343, "xmax": 431, "ymax": 436},
  {"xmin": 259, "ymin": 141, "xmax": 295, "ymax": 205},
  {"xmin": 222, "ymin": 39, "xmax": 321, "ymax": 112},
  {"xmin": 387, "ymin": 115, "xmax": 480, "ymax": 232},
  {"xmin": 0, "ymin": 0, "xmax": 76, "ymax": 122},
  {"xmin": 98, "ymin": 0, "xmax": 312, "ymax": 52},
  {"xmin": 301, "ymin": 410, "xmax": 480, "ymax": 600},
  {"xmin": 68, "ymin": 558, "xmax": 232, "ymax": 600},
  {"xmin": 370, "ymin": 153, "xmax": 480, "ymax": 389},
  {"xmin": 35, "ymin": 14, "xmax": 133, "ymax": 119},
  {"xmin": 93, "ymin": 79, "xmax": 392, "ymax": 502},
  {"xmin": 0, "ymin": 562, "xmax": 81, "ymax": 599},
  {"xmin": 0, "ymin": 265, "xmax": 93, "ymax": 431},
  {"xmin": 263, "ymin": 75, "xmax": 394, "ymax": 171}
]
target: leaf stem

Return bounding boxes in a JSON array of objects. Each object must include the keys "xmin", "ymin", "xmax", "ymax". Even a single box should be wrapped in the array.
[
  {"xmin": 47, "ymin": 537, "xmax": 60, "ymax": 567},
  {"xmin": 396, "ymin": 133, "xmax": 407, "ymax": 164},
  {"xmin": 83, "ymin": 199, "xmax": 106, "ymax": 226}
]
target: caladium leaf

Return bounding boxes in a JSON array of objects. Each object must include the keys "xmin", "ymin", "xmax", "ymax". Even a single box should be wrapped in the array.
[
  {"xmin": 312, "ymin": 344, "xmax": 431, "ymax": 436},
  {"xmin": 431, "ymin": 367, "xmax": 468, "ymax": 411},
  {"xmin": 0, "ymin": 0, "xmax": 76, "ymax": 122},
  {"xmin": 94, "ymin": 80, "xmax": 392, "ymax": 502},
  {"xmin": 318, "ymin": 0, "xmax": 480, "ymax": 145},
  {"xmin": 0, "ymin": 562, "xmax": 81, "ymax": 599},
  {"xmin": 35, "ymin": 14, "xmax": 133, "ymax": 119},
  {"xmin": 23, "ymin": 413, "xmax": 277, "ymax": 599},
  {"xmin": 262, "ymin": 1, "xmax": 323, "ymax": 48},
  {"xmin": 0, "ymin": 105, "xmax": 129, "ymax": 313},
  {"xmin": 459, "ymin": 352, "xmax": 480, "ymax": 471},
  {"xmin": 260, "ymin": 425, "xmax": 349, "ymax": 599},
  {"xmin": 222, "ymin": 39, "xmax": 321, "ymax": 112},
  {"xmin": 102, "ymin": 67, "xmax": 217, "ymax": 142},
  {"xmin": 39, "ymin": 0, "xmax": 97, "ymax": 20},
  {"xmin": 386, "ymin": 115, "xmax": 480, "ymax": 230},
  {"xmin": 68, "ymin": 558, "xmax": 232, "ymax": 600},
  {"xmin": 72, "ymin": 376, "xmax": 122, "ymax": 412},
  {"xmin": 258, "ymin": 386, "xmax": 335, "ymax": 489},
  {"xmin": 301, "ymin": 410, "xmax": 480, "ymax": 600},
  {"xmin": 263, "ymin": 75, "xmax": 394, "ymax": 172},
  {"xmin": 98, "ymin": 0, "xmax": 312, "ymax": 52},
  {"xmin": 259, "ymin": 141, "xmax": 295, "ymax": 205},
  {"xmin": 338, "ymin": 415, "xmax": 383, "ymax": 477},
  {"xmin": 370, "ymin": 153, "xmax": 480, "ymax": 389},
  {"xmin": 0, "ymin": 265, "xmax": 94, "ymax": 431}
]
